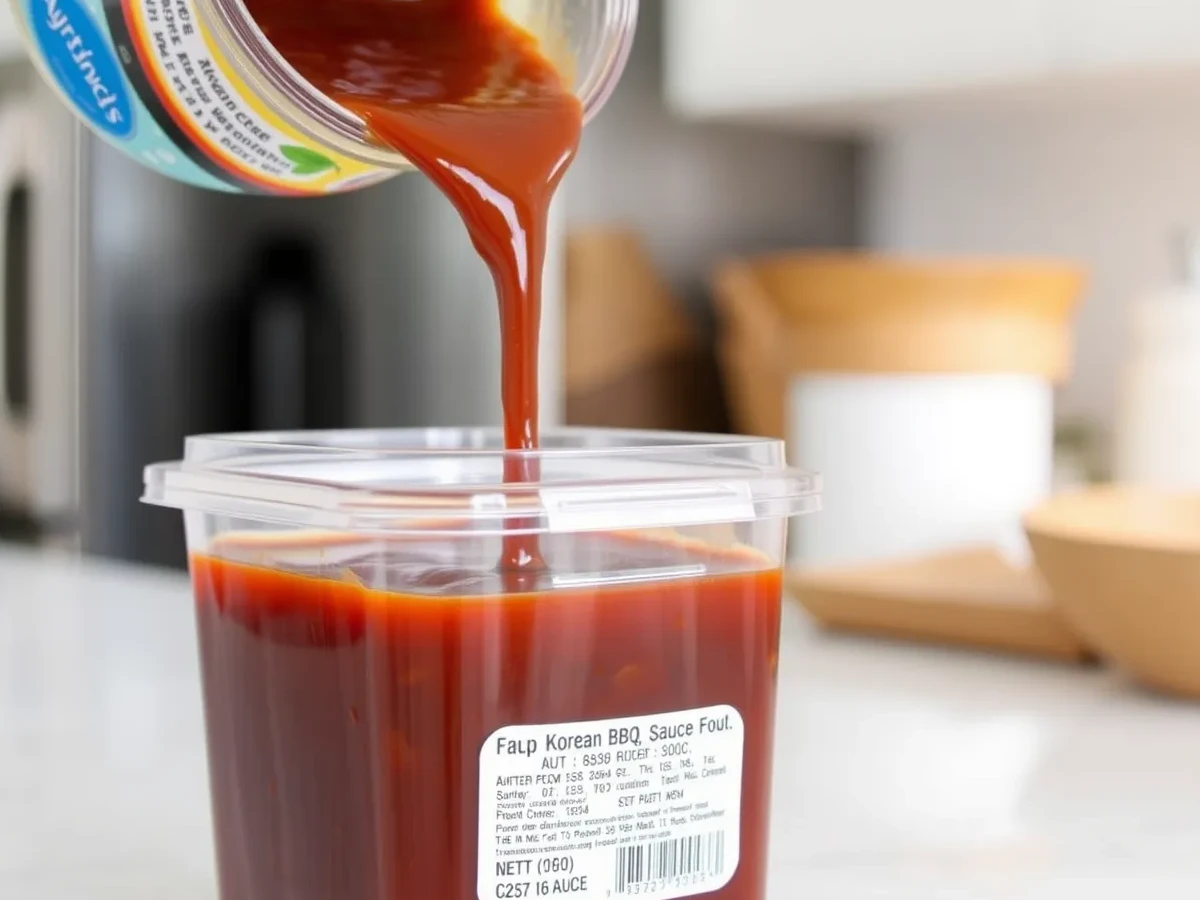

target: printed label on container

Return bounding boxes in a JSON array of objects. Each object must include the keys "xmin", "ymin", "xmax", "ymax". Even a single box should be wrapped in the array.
[
  {"xmin": 23, "ymin": 0, "xmax": 391, "ymax": 193},
  {"xmin": 479, "ymin": 706, "xmax": 743, "ymax": 900}
]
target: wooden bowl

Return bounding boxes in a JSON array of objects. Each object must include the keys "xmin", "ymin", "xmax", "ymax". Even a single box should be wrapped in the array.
[
  {"xmin": 1025, "ymin": 486, "xmax": 1200, "ymax": 698},
  {"xmin": 713, "ymin": 253, "xmax": 1085, "ymax": 380}
]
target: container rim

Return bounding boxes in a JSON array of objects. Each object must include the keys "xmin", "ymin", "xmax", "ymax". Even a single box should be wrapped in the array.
[
  {"xmin": 182, "ymin": 426, "xmax": 789, "ymax": 457},
  {"xmin": 143, "ymin": 427, "xmax": 821, "ymax": 535}
]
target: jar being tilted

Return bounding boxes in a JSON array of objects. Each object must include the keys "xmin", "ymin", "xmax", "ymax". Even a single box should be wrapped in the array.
[{"xmin": 14, "ymin": 0, "xmax": 636, "ymax": 194}]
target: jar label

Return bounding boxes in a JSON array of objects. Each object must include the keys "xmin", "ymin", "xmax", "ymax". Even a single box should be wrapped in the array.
[
  {"xmin": 478, "ymin": 706, "xmax": 743, "ymax": 900},
  {"xmin": 23, "ymin": 0, "xmax": 391, "ymax": 193},
  {"xmin": 32, "ymin": 0, "xmax": 135, "ymax": 139}
]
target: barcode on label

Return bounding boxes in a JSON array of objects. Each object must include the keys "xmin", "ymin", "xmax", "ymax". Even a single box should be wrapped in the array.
[{"xmin": 614, "ymin": 832, "xmax": 727, "ymax": 894}]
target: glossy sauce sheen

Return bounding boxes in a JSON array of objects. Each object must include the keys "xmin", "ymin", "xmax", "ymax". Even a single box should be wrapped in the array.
[
  {"xmin": 192, "ymin": 7, "xmax": 782, "ymax": 900},
  {"xmin": 191, "ymin": 536, "xmax": 783, "ymax": 900},
  {"xmin": 241, "ymin": 0, "xmax": 582, "ymax": 568}
]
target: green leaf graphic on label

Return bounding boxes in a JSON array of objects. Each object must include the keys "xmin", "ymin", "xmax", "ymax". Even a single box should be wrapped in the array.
[{"xmin": 280, "ymin": 145, "xmax": 338, "ymax": 176}]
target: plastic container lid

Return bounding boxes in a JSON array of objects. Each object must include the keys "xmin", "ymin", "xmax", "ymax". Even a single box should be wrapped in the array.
[{"xmin": 143, "ymin": 428, "xmax": 820, "ymax": 535}]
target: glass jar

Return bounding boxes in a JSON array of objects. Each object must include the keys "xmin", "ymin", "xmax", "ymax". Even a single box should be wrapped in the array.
[{"xmin": 14, "ymin": 0, "xmax": 637, "ymax": 194}]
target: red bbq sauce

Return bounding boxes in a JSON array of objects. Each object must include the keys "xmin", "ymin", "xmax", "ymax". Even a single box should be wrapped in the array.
[
  {"xmin": 191, "ymin": 535, "xmax": 782, "ymax": 900},
  {"xmin": 187, "ymin": 6, "xmax": 786, "ymax": 900},
  {"xmin": 242, "ymin": 0, "xmax": 581, "ymax": 569}
]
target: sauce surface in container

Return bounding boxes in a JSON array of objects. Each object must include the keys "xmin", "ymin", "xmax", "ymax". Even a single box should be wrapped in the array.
[
  {"xmin": 242, "ymin": 0, "xmax": 581, "ymax": 568},
  {"xmin": 192, "ymin": 535, "xmax": 782, "ymax": 900}
]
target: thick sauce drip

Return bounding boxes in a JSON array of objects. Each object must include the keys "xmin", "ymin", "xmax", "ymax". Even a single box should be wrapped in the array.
[
  {"xmin": 192, "ymin": 536, "xmax": 782, "ymax": 900},
  {"xmin": 243, "ymin": 0, "xmax": 583, "ymax": 568}
]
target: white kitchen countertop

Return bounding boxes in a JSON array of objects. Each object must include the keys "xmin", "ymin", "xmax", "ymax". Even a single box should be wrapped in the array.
[{"xmin": 2, "ymin": 544, "xmax": 1199, "ymax": 899}]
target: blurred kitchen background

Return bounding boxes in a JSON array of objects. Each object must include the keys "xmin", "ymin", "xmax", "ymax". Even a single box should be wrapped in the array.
[{"xmin": 4, "ymin": 0, "xmax": 1200, "ymax": 580}]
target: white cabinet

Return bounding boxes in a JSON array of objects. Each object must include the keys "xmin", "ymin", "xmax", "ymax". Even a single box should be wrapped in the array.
[
  {"xmin": 665, "ymin": 0, "xmax": 1200, "ymax": 128},
  {"xmin": 665, "ymin": 0, "xmax": 1053, "ymax": 119},
  {"xmin": 1056, "ymin": 1, "xmax": 1200, "ymax": 71}
]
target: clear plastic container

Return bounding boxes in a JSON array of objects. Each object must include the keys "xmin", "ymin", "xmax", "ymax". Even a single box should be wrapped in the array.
[{"xmin": 144, "ymin": 427, "xmax": 819, "ymax": 900}]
